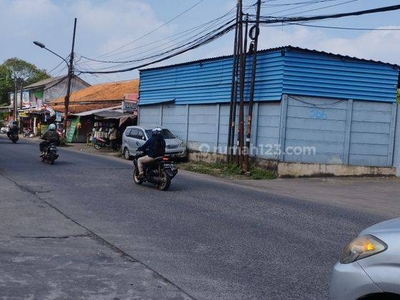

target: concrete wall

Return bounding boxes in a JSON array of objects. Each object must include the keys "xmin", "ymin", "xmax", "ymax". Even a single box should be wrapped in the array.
[
  {"xmin": 281, "ymin": 96, "xmax": 397, "ymax": 167},
  {"xmin": 139, "ymin": 97, "xmax": 399, "ymax": 176}
]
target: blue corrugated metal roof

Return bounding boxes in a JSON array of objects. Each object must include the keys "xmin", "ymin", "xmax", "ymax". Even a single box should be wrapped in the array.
[
  {"xmin": 281, "ymin": 49, "xmax": 398, "ymax": 102},
  {"xmin": 138, "ymin": 46, "xmax": 399, "ymax": 106},
  {"xmin": 140, "ymin": 45, "xmax": 399, "ymax": 72}
]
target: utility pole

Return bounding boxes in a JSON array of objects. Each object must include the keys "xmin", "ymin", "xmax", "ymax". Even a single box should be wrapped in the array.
[
  {"xmin": 13, "ymin": 77, "xmax": 17, "ymax": 123},
  {"xmin": 243, "ymin": 0, "xmax": 261, "ymax": 173},
  {"xmin": 237, "ymin": 14, "xmax": 249, "ymax": 168},
  {"xmin": 64, "ymin": 18, "xmax": 77, "ymax": 142},
  {"xmin": 227, "ymin": 0, "xmax": 241, "ymax": 164}
]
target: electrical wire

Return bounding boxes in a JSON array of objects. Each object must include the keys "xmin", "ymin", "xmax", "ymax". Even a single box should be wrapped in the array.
[
  {"xmin": 254, "ymin": 4, "xmax": 400, "ymax": 24},
  {"xmin": 77, "ymin": 19, "xmax": 236, "ymax": 74},
  {"xmin": 263, "ymin": 0, "xmax": 360, "ymax": 17},
  {"xmin": 96, "ymin": 0, "xmax": 205, "ymax": 60},
  {"xmin": 284, "ymin": 23, "xmax": 400, "ymax": 31},
  {"xmin": 80, "ymin": 7, "xmax": 236, "ymax": 65},
  {"xmin": 76, "ymin": 2, "xmax": 400, "ymax": 75},
  {"xmin": 76, "ymin": 8, "xmax": 238, "ymax": 73}
]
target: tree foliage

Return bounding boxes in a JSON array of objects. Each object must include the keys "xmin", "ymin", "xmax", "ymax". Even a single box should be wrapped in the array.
[
  {"xmin": 0, "ymin": 58, "xmax": 50, "ymax": 104},
  {"xmin": 397, "ymin": 89, "xmax": 400, "ymax": 104}
]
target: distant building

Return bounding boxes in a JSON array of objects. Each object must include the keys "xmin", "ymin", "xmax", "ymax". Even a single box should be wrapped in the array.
[
  {"xmin": 15, "ymin": 75, "xmax": 90, "ymax": 135},
  {"xmin": 50, "ymin": 79, "xmax": 139, "ymax": 142},
  {"xmin": 25, "ymin": 75, "xmax": 90, "ymax": 106}
]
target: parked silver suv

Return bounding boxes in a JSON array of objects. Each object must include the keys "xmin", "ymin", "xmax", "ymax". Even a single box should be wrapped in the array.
[{"xmin": 122, "ymin": 126, "xmax": 187, "ymax": 160}]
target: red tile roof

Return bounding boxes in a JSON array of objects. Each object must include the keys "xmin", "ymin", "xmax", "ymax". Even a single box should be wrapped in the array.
[{"xmin": 50, "ymin": 79, "xmax": 139, "ymax": 114}]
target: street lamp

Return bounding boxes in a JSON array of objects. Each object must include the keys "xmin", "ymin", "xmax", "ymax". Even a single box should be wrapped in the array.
[
  {"xmin": 33, "ymin": 41, "xmax": 70, "ymax": 66},
  {"xmin": 33, "ymin": 18, "xmax": 77, "ymax": 142}
]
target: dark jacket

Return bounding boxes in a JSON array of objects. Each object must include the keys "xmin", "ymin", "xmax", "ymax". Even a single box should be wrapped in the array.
[
  {"xmin": 138, "ymin": 135, "xmax": 166, "ymax": 158},
  {"xmin": 10, "ymin": 126, "xmax": 19, "ymax": 135},
  {"xmin": 43, "ymin": 130, "xmax": 60, "ymax": 144}
]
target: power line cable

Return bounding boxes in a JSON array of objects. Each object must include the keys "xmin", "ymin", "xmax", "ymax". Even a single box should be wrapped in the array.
[
  {"xmin": 255, "ymin": 4, "xmax": 400, "ymax": 24},
  {"xmin": 265, "ymin": 0, "xmax": 360, "ymax": 17},
  {"xmin": 285, "ymin": 22, "xmax": 400, "ymax": 31},
  {"xmin": 77, "ymin": 3, "xmax": 400, "ymax": 75},
  {"xmin": 261, "ymin": 0, "xmax": 337, "ymax": 6},
  {"xmin": 76, "ymin": 11, "xmax": 237, "ymax": 73},
  {"xmin": 81, "ymin": 7, "xmax": 236, "ymax": 64},
  {"xmin": 77, "ymin": 19, "xmax": 236, "ymax": 74},
  {"xmin": 94, "ymin": 0, "xmax": 205, "ymax": 60}
]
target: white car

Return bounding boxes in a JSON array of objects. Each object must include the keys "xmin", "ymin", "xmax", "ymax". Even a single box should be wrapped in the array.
[
  {"xmin": 330, "ymin": 217, "xmax": 400, "ymax": 300},
  {"xmin": 122, "ymin": 126, "xmax": 187, "ymax": 160}
]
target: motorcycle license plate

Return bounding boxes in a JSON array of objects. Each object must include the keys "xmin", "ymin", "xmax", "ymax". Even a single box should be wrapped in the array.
[{"xmin": 164, "ymin": 163, "xmax": 173, "ymax": 168}]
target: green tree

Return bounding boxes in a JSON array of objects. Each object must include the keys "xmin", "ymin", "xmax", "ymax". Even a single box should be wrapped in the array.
[
  {"xmin": 0, "ymin": 58, "xmax": 50, "ymax": 105},
  {"xmin": 397, "ymin": 89, "xmax": 400, "ymax": 104}
]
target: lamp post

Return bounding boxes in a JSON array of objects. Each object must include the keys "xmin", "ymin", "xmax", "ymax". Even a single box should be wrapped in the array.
[{"xmin": 33, "ymin": 17, "xmax": 77, "ymax": 142}]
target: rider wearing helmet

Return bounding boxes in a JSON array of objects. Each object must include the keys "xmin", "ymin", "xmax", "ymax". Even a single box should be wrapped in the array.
[
  {"xmin": 39, "ymin": 123, "xmax": 60, "ymax": 155},
  {"xmin": 137, "ymin": 127, "xmax": 166, "ymax": 178},
  {"xmin": 7, "ymin": 121, "xmax": 19, "ymax": 138}
]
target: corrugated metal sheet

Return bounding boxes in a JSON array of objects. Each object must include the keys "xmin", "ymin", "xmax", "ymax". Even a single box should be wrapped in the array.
[
  {"xmin": 281, "ymin": 48, "xmax": 398, "ymax": 102},
  {"xmin": 138, "ymin": 46, "xmax": 399, "ymax": 106},
  {"xmin": 139, "ymin": 56, "xmax": 234, "ymax": 105}
]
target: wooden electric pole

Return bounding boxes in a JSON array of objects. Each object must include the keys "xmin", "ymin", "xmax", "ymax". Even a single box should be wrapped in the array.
[
  {"xmin": 64, "ymin": 18, "xmax": 77, "ymax": 142},
  {"xmin": 243, "ymin": 0, "xmax": 261, "ymax": 173}
]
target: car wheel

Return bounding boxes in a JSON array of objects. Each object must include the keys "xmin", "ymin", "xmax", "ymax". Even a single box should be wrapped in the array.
[{"xmin": 123, "ymin": 148, "xmax": 131, "ymax": 160}]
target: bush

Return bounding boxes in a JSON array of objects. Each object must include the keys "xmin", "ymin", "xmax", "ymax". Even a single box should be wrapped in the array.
[{"xmin": 177, "ymin": 161, "xmax": 277, "ymax": 180}]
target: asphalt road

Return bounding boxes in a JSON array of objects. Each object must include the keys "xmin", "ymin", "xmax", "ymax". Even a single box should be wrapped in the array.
[{"xmin": 0, "ymin": 134, "xmax": 395, "ymax": 300}]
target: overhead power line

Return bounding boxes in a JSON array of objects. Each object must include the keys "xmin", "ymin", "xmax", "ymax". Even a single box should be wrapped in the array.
[
  {"xmin": 286, "ymin": 23, "xmax": 400, "ymax": 31},
  {"xmin": 255, "ymin": 4, "xmax": 400, "ymax": 24},
  {"xmin": 79, "ymin": 7, "xmax": 236, "ymax": 65},
  {"xmin": 96, "ymin": 0, "xmax": 205, "ymax": 60},
  {"xmin": 77, "ymin": 4, "xmax": 400, "ymax": 75},
  {"xmin": 77, "ymin": 19, "xmax": 236, "ymax": 74},
  {"xmin": 261, "ymin": 0, "xmax": 359, "ymax": 17}
]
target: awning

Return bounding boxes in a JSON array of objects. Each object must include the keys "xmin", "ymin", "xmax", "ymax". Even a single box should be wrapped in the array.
[
  {"xmin": 71, "ymin": 106, "xmax": 121, "ymax": 117},
  {"xmin": 70, "ymin": 106, "xmax": 136, "ymax": 127},
  {"xmin": 19, "ymin": 112, "xmax": 30, "ymax": 118},
  {"xmin": 93, "ymin": 110, "xmax": 136, "ymax": 127}
]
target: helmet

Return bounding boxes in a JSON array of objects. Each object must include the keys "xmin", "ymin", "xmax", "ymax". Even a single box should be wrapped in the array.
[
  {"xmin": 48, "ymin": 124, "xmax": 56, "ymax": 131},
  {"xmin": 151, "ymin": 127, "xmax": 162, "ymax": 137}
]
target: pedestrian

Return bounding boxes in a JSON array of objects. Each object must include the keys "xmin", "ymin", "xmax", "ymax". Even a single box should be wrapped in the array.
[
  {"xmin": 92, "ymin": 127, "xmax": 99, "ymax": 144},
  {"xmin": 108, "ymin": 125, "xmax": 118, "ymax": 150}
]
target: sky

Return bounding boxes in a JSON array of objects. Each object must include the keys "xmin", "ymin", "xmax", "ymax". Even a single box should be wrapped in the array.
[{"xmin": 1, "ymin": 0, "xmax": 400, "ymax": 86}]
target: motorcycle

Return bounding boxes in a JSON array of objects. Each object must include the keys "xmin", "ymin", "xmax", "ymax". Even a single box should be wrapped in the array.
[
  {"xmin": 1, "ymin": 126, "xmax": 9, "ymax": 134},
  {"xmin": 7, "ymin": 131, "xmax": 19, "ymax": 143},
  {"xmin": 41, "ymin": 142, "xmax": 59, "ymax": 165},
  {"xmin": 23, "ymin": 128, "xmax": 34, "ymax": 138},
  {"xmin": 93, "ymin": 136, "xmax": 120, "ymax": 150},
  {"xmin": 132, "ymin": 152, "xmax": 178, "ymax": 191}
]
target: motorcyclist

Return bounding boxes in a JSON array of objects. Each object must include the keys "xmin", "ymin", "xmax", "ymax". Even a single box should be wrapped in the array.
[
  {"xmin": 7, "ymin": 121, "xmax": 19, "ymax": 139},
  {"xmin": 137, "ymin": 127, "xmax": 166, "ymax": 179},
  {"xmin": 39, "ymin": 124, "xmax": 60, "ymax": 156}
]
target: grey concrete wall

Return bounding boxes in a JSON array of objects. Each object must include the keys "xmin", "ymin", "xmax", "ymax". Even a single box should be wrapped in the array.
[
  {"xmin": 139, "ymin": 98, "xmax": 398, "ymax": 171},
  {"xmin": 283, "ymin": 96, "xmax": 348, "ymax": 164},
  {"xmin": 349, "ymin": 101, "xmax": 396, "ymax": 167}
]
